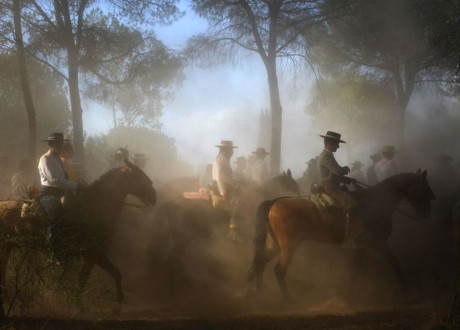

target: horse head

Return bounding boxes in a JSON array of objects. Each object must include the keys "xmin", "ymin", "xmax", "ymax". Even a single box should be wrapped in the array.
[
  {"xmin": 404, "ymin": 169, "xmax": 436, "ymax": 218},
  {"xmin": 120, "ymin": 161, "xmax": 157, "ymax": 206},
  {"xmin": 267, "ymin": 169, "xmax": 300, "ymax": 197}
]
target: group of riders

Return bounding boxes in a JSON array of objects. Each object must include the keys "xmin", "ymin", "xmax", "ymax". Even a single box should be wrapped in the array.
[{"xmin": 0, "ymin": 129, "xmax": 457, "ymax": 245}]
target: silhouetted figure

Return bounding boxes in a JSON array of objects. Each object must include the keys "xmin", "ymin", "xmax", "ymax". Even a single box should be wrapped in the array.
[
  {"xmin": 375, "ymin": 146, "xmax": 398, "ymax": 182},
  {"xmin": 366, "ymin": 153, "xmax": 382, "ymax": 185},
  {"xmin": 250, "ymin": 147, "xmax": 270, "ymax": 185},
  {"xmin": 349, "ymin": 161, "xmax": 366, "ymax": 183}
]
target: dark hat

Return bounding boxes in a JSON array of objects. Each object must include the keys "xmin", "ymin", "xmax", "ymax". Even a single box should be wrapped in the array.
[
  {"xmin": 42, "ymin": 132, "xmax": 69, "ymax": 142},
  {"xmin": 382, "ymin": 145, "xmax": 398, "ymax": 153},
  {"xmin": 133, "ymin": 153, "xmax": 149, "ymax": 160},
  {"xmin": 319, "ymin": 131, "xmax": 346, "ymax": 143},
  {"xmin": 437, "ymin": 153, "xmax": 453, "ymax": 163},
  {"xmin": 216, "ymin": 140, "xmax": 238, "ymax": 148},
  {"xmin": 252, "ymin": 147, "xmax": 270, "ymax": 155}
]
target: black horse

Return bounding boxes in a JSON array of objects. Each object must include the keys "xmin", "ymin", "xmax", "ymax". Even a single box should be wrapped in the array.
[{"xmin": 0, "ymin": 161, "xmax": 156, "ymax": 305}]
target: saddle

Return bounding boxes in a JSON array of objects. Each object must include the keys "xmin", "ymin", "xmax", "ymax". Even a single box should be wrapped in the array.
[
  {"xmin": 183, "ymin": 181, "xmax": 234, "ymax": 211},
  {"xmin": 307, "ymin": 183, "xmax": 340, "ymax": 211}
]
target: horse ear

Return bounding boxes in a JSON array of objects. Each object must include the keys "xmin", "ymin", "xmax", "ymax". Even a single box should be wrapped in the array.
[
  {"xmin": 287, "ymin": 169, "xmax": 292, "ymax": 178},
  {"xmin": 416, "ymin": 168, "xmax": 421, "ymax": 175}
]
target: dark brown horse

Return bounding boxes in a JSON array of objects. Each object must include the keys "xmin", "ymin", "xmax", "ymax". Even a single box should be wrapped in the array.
[
  {"xmin": 248, "ymin": 170, "xmax": 435, "ymax": 300},
  {"xmin": 0, "ymin": 161, "xmax": 156, "ymax": 304}
]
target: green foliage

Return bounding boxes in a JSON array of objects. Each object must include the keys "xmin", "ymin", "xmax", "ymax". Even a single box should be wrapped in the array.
[
  {"xmin": 308, "ymin": 73, "xmax": 396, "ymax": 144},
  {"xmin": 81, "ymin": 11, "xmax": 184, "ymax": 128},
  {"xmin": 0, "ymin": 54, "xmax": 70, "ymax": 157}
]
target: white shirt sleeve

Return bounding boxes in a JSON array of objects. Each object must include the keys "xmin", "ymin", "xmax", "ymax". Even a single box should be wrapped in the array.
[
  {"xmin": 38, "ymin": 152, "xmax": 78, "ymax": 190},
  {"xmin": 212, "ymin": 153, "xmax": 232, "ymax": 196}
]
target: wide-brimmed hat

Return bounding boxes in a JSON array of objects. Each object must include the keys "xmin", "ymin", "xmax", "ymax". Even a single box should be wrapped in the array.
[
  {"xmin": 437, "ymin": 153, "xmax": 453, "ymax": 163},
  {"xmin": 133, "ymin": 153, "xmax": 149, "ymax": 160},
  {"xmin": 252, "ymin": 147, "xmax": 270, "ymax": 155},
  {"xmin": 42, "ymin": 132, "xmax": 69, "ymax": 142},
  {"xmin": 319, "ymin": 131, "xmax": 346, "ymax": 143},
  {"xmin": 382, "ymin": 145, "xmax": 398, "ymax": 153},
  {"xmin": 216, "ymin": 140, "xmax": 237, "ymax": 148}
]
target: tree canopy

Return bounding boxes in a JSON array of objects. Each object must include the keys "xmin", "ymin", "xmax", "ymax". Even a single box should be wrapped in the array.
[{"xmin": 308, "ymin": 0, "xmax": 460, "ymax": 151}]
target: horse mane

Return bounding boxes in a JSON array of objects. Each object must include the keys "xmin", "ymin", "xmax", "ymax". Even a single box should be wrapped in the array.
[{"xmin": 88, "ymin": 166, "xmax": 124, "ymax": 192}]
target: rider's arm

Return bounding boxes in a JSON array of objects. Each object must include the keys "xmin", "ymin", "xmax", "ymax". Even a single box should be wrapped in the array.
[
  {"xmin": 324, "ymin": 153, "xmax": 349, "ymax": 176},
  {"xmin": 40, "ymin": 155, "xmax": 78, "ymax": 190}
]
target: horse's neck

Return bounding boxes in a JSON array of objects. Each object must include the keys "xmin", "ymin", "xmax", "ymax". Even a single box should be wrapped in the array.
[
  {"xmin": 365, "ymin": 176, "xmax": 409, "ymax": 209},
  {"xmin": 85, "ymin": 173, "xmax": 128, "ymax": 218}
]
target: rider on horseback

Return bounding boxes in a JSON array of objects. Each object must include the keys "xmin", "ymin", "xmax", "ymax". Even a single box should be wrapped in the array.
[
  {"xmin": 317, "ymin": 131, "xmax": 357, "ymax": 213},
  {"xmin": 212, "ymin": 140, "xmax": 243, "ymax": 241},
  {"xmin": 38, "ymin": 133, "xmax": 86, "ymax": 244}
]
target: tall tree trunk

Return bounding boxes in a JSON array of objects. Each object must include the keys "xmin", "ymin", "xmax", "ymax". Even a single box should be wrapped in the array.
[
  {"xmin": 13, "ymin": 0, "xmax": 37, "ymax": 159},
  {"xmin": 394, "ymin": 64, "xmax": 415, "ymax": 168},
  {"xmin": 266, "ymin": 58, "xmax": 282, "ymax": 176},
  {"xmin": 67, "ymin": 45, "xmax": 84, "ymax": 165}
]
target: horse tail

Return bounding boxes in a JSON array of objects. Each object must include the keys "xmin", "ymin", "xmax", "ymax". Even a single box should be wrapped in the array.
[{"xmin": 248, "ymin": 199, "xmax": 274, "ymax": 284}]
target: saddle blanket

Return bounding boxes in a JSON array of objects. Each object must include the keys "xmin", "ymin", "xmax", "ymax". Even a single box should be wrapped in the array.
[
  {"xmin": 183, "ymin": 188, "xmax": 210, "ymax": 201},
  {"xmin": 308, "ymin": 193, "xmax": 339, "ymax": 210}
]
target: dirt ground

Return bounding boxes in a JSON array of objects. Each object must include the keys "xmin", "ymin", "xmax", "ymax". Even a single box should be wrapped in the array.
[{"xmin": 2, "ymin": 205, "xmax": 458, "ymax": 329}]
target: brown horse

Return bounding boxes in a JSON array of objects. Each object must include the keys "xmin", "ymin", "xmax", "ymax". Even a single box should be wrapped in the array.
[
  {"xmin": 248, "ymin": 170, "xmax": 435, "ymax": 300},
  {"xmin": 0, "ymin": 161, "xmax": 156, "ymax": 304}
]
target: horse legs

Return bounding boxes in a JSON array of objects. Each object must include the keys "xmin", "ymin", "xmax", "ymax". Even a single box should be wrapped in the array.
[
  {"xmin": 77, "ymin": 260, "xmax": 95, "ymax": 305},
  {"xmin": 274, "ymin": 243, "xmax": 298, "ymax": 301},
  {"xmin": 373, "ymin": 242, "xmax": 406, "ymax": 289},
  {"xmin": 0, "ymin": 245, "xmax": 13, "ymax": 288},
  {"xmin": 351, "ymin": 248, "xmax": 366, "ymax": 285},
  {"xmin": 252, "ymin": 248, "xmax": 279, "ymax": 290},
  {"xmin": 167, "ymin": 238, "xmax": 189, "ymax": 288},
  {"xmin": 80, "ymin": 254, "xmax": 123, "ymax": 303}
]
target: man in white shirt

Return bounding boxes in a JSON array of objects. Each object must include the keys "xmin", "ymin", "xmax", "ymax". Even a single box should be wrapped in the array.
[
  {"xmin": 212, "ymin": 140, "xmax": 236, "ymax": 201},
  {"xmin": 38, "ymin": 133, "xmax": 85, "ymax": 242},
  {"xmin": 251, "ymin": 148, "xmax": 270, "ymax": 185},
  {"xmin": 212, "ymin": 140, "xmax": 242, "ymax": 241},
  {"xmin": 374, "ymin": 146, "xmax": 398, "ymax": 182}
]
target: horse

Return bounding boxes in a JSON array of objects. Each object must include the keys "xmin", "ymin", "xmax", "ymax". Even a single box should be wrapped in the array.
[
  {"xmin": 248, "ymin": 170, "xmax": 435, "ymax": 301},
  {"xmin": 0, "ymin": 161, "xmax": 156, "ymax": 305},
  {"xmin": 151, "ymin": 170, "xmax": 300, "ymax": 281}
]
